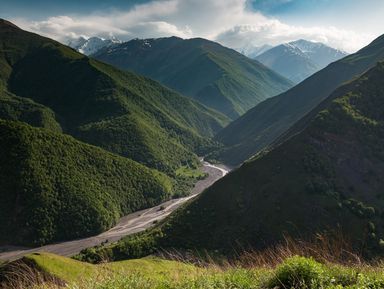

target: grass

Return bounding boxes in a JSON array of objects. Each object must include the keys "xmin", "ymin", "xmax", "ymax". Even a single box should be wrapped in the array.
[
  {"xmin": 175, "ymin": 166, "xmax": 208, "ymax": 180},
  {"xmin": 3, "ymin": 246, "xmax": 384, "ymax": 289}
]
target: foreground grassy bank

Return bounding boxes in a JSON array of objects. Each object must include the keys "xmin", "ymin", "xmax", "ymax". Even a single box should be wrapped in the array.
[{"xmin": 2, "ymin": 251, "xmax": 384, "ymax": 288}]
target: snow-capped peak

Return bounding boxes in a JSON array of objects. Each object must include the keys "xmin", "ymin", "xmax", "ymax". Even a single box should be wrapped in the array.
[{"xmin": 68, "ymin": 36, "xmax": 122, "ymax": 56}]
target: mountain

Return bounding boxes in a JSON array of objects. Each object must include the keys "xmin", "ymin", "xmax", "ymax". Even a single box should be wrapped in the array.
[
  {"xmin": 0, "ymin": 120, "xmax": 172, "ymax": 246},
  {"xmin": 67, "ymin": 36, "xmax": 121, "ymax": 55},
  {"xmin": 213, "ymin": 34, "xmax": 384, "ymax": 166},
  {"xmin": 90, "ymin": 60, "xmax": 384, "ymax": 260},
  {"xmin": 92, "ymin": 37, "xmax": 293, "ymax": 119},
  {"xmin": 0, "ymin": 19, "xmax": 231, "ymax": 245},
  {"xmin": 0, "ymin": 19, "xmax": 229, "ymax": 178},
  {"xmin": 159, "ymin": 60, "xmax": 384, "ymax": 252},
  {"xmin": 256, "ymin": 40, "xmax": 348, "ymax": 83}
]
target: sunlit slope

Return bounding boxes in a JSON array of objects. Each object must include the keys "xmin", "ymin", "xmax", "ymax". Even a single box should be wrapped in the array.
[{"xmin": 0, "ymin": 120, "xmax": 173, "ymax": 245}]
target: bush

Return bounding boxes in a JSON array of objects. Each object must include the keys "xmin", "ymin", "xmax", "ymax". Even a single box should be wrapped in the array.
[{"xmin": 268, "ymin": 256, "xmax": 328, "ymax": 289}]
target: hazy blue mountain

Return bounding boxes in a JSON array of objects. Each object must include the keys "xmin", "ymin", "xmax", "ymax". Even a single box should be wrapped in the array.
[{"xmin": 256, "ymin": 40, "xmax": 348, "ymax": 83}]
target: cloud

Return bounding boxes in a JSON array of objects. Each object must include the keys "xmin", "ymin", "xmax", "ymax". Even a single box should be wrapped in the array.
[
  {"xmin": 216, "ymin": 20, "xmax": 373, "ymax": 53},
  {"xmin": 13, "ymin": 0, "xmax": 191, "ymax": 41},
  {"xmin": 12, "ymin": 0, "xmax": 376, "ymax": 52}
]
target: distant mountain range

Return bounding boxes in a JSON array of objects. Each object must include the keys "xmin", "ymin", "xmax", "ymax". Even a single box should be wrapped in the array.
[
  {"xmin": 212, "ymin": 35, "xmax": 384, "ymax": 166},
  {"xmin": 85, "ymin": 36, "xmax": 384, "ymax": 260},
  {"xmin": 67, "ymin": 36, "xmax": 121, "ymax": 55},
  {"xmin": 92, "ymin": 37, "xmax": 293, "ymax": 119},
  {"xmin": 0, "ymin": 19, "xmax": 228, "ymax": 245},
  {"xmin": 255, "ymin": 40, "xmax": 348, "ymax": 83}
]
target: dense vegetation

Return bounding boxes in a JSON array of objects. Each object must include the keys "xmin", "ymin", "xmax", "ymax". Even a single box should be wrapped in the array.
[
  {"xmin": 165, "ymin": 61, "xmax": 384, "ymax": 252},
  {"xmin": 0, "ymin": 19, "xmax": 228, "ymax": 177},
  {"xmin": 0, "ymin": 120, "xmax": 173, "ymax": 246},
  {"xmin": 0, "ymin": 91, "xmax": 62, "ymax": 132},
  {"xmin": 0, "ymin": 19, "xmax": 231, "ymax": 245},
  {"xmin": 213, "ymin": 33, "xmax": 384, "ymax": 166},
  {"xmin": 83, "ymin": 61, "xmax": 384, "ymax": 260},
  {"xmin": 3, "ymin": 252, "xmax": 384, "ymax": 288},
  {"xmin": 93, "ymin": 37, "xmax": 293, "ymax": 119}
]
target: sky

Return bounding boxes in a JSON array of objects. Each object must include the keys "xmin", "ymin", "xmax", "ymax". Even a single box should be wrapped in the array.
[{"xmin": 0, "ymin": 0, "xmax": 382, "ymax": 53}]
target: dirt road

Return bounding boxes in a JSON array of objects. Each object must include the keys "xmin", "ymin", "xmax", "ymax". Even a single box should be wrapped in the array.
[{"xmin": 0, "ymin": 162, "xmax": 228, "ymax": 261}]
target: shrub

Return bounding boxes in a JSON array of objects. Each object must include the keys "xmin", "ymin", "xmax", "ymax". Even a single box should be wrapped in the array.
[{"xmin": 267, "ymin": 256, "xmax": 328, "ymax": 289}]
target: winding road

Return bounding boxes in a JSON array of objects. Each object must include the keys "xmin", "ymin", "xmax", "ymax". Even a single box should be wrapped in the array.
[{"xmin": 0, "ymin": 161, "xmax": 229, "ymax": 261}]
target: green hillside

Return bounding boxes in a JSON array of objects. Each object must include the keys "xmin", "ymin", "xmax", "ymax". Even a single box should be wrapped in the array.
[
  {"xmin": 0, "ymin": 19, "xmax": 229, "ymax": 177},
  {"xmin": 214, "ymin": 34, "xmax": 384, "ymax": 166},
  {"xmin": 85, "ymin": 60, "xmax": 384, "ymax": 260},
  {"xmin": 93, "ymin": 37, "xmax": 293, "ymax": 119},
  {"xmin": 0, "ymin": 91, "xmax": 62, "ymax": 132},
  {"xmin": 0, "ymin": 120, "xmax": 173, "ymax": 246},
  {"xmin": 160, "ymin": 60, "xmax": 384, "ymax": 252},
  {"xmin": 0, "ymin": 19, "xmax": 231, "ymax": 246},
  {"xmin": 3, "ymin": 252, "xmax": 384, "ymax": 289}
]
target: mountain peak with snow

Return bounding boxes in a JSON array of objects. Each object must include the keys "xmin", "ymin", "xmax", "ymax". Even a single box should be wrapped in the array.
[
  {"xmin": 67, "ymin": 36, "xmax": 122, "ymax": 55},
  {"xmin": 255, "ymin": 39, "xmax": 348, "ymax": 83}
]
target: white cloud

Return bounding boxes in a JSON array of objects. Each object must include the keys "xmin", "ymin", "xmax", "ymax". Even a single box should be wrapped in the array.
[
  {"xmin": 11, "ymin": 0, "xmax": 376, "ymax": 52},
  {"xmin": 216, "ymin": 20, "xmax": 374, "ymax": 53}
]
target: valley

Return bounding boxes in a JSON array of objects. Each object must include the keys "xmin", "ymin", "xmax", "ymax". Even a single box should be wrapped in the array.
[
  {"xmin": 0, "ymin": 161, "xmax": 228, "ymax": 262},
  {"xmin": 0, "ymin": 1, "xmax": 384, "ymax": 287}
]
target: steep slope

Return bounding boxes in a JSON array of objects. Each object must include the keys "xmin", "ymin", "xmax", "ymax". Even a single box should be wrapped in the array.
[
  {"xmin": 0, "ymin": 91, "xmax": 62, "ymax": 132},
  {"xmin": 0, "ymin": 19, "xmax": 229, "ymax": 176},
  {"xmin": 115, "ymin": 60, "xmax": 384, "ymax": 256},
  {"xmin": 93, "ymin": 37, "xmax": 293, "ymax": 119},
  {"xmin": 0, "ymin": 120, "xmax": 172, "ymax": 246},
  {"xmin": 256, "ymin": 40, "xmax": 347, "ymax": 83},
  {"xmin": 214, "ymin": 34, "xmax": 384, "ymax": 166}
]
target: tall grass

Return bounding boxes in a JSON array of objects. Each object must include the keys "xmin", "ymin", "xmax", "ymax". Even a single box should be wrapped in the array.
[
  {"xmin": 2, "ymin": 235, "xmax": 384, "ymax": 289},
  {"xmin": 234, "ymin": 233, "xmax": 363, "ymax": 268},
  {"xmin": 158, "ymin": 233, "xmax": 363, "ymax": 268},
  {"xmin": 0, "ymin": 260, "xmax": 64, "ymax": 289}
]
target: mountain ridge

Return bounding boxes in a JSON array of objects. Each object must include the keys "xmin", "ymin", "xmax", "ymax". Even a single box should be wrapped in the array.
[
  {"xmin": 93, "ymin": 36, "xmax": 293, "ymax": 119},
  {"xmin": 0, "ymin": 19, "xmax": 229, "ymax": 177},
  {"xmin": 213, "ymin": 34, "xmax": 384, "ymax": 166}
]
